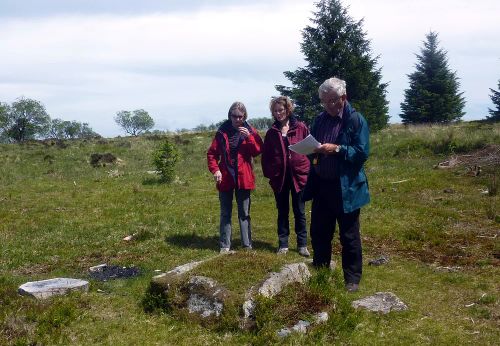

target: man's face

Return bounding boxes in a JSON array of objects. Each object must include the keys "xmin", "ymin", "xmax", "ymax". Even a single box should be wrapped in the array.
[{"xmin": 320, "ymin": 90, "xmax": 346, "ymax": 117}]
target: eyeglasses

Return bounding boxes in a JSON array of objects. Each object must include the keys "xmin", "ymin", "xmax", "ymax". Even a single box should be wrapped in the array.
[{"xmin": 321, "ymin": 97, "xmax": 341, "ymax": 106}]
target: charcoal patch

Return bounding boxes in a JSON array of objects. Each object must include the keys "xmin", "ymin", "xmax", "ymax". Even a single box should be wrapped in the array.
[{"xmin": 89, "ymin": 265, "xmax": 141, "ymax": 281}]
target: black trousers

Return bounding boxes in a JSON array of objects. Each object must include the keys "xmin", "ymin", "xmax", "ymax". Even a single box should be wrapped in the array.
[
  {"xmin": 274, "ymin": 171, "xmax": 307, "ymax": 249},
  {"xmin": 310, "ymin": 178, "xmax": 362, "ymax": 284}
]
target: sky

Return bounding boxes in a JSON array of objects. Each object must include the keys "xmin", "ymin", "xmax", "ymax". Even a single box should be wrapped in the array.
[{"xmin": 1, "ymin": 0, "xmax": 499, "ymax": 137}]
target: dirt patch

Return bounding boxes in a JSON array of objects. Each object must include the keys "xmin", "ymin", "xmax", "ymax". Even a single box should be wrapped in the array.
[
  {"xmin": 436, "ymin": 145, "xmax": 500, "ymax": 171},
  {"xmin": 364, "ymin": 235, "xmax": 499, "ymax": 268},
  {"xmin": 13, "ymin": 263, "xmax": 54, "ymax": 276},
  {"xmin": 90, "ymin": 153, "xmax": 117, "ymax": 167}
]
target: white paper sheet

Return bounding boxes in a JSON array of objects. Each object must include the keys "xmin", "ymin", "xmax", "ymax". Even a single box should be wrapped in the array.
[{"xmin": 288, "ymin": 134, "xmax": 321, "ymax": 155}]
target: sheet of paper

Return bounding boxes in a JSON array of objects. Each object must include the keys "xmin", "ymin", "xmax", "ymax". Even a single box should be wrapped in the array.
[{"xmin": 288, "ymin": 134, "xmax": 321, "ymax": 155}]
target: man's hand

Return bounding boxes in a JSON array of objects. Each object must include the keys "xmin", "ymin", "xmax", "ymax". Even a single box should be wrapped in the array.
[
  {"xmin": 213, "ymin": 170, "xmax": 222, "ymax": 183},
  {"xmin": 314, "ymin": 143, "xmax": 339, "ymax": 155},
  {"xmin": 238, "ymin": 127, "xmax": 250, "ymax": 138}
]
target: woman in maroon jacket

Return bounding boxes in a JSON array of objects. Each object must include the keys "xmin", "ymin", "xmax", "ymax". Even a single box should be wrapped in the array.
[
  {"xmin": 261, "ymin": 96, "xmax": 310, "ymax": 256},
  {"xmin": 207, "ymin": 101, "xmax": 263, "ymax": 253}
]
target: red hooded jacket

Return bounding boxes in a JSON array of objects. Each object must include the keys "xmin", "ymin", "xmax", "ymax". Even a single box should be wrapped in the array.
[
  {"xmin": 261, "ymin": 117, "xmax": 310, "ymax": 193},
  {"xmin": 207, "ymin": 121, "xmax": 263, "ymax": 192}
]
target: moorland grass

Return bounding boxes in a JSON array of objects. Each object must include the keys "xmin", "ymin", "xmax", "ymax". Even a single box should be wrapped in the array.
[{"xmin": 0, "ymin": 122, "xmax": 499, "ymax": 345}]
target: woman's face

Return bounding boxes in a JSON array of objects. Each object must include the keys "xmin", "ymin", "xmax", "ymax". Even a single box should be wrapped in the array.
[
  {"xmin": 230, "ymin": 109, "xmax": 245, "ymax": 129},
  {"xmin": 272, "ymin": 103, "xmax": 288, "ymax": 124}
]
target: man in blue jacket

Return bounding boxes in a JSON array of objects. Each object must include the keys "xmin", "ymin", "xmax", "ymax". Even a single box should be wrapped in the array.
[{"xmin": 305, "ymin": 77, "xmax": 370, "ymax": 292}]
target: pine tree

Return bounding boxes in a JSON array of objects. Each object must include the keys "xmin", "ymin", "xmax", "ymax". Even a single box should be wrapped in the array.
[
  {"xmin": 400, "ymin": 32, "xmax": 465, "ymax": 123},
  {"xmin": 276, "ymin": 0, "xmax": 388, "ymax": 131},
  {"xmin": 488, "ymin": 79, "xmax": 500, "ymax": 121}
]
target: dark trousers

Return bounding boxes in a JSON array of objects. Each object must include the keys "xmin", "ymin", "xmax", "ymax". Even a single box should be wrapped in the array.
[
  {"xmin": 274, "ymin": 172, "xmax": 307, "ymax": 249},
  {"xmin": 310, "ymin": 178, "xmax": 362, "ymax": 284}
]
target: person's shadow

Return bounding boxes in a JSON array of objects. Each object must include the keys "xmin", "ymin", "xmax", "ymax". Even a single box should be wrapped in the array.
[{"xmin": 165, "ymin": 233, "xmax": 275, "ymax": 253}]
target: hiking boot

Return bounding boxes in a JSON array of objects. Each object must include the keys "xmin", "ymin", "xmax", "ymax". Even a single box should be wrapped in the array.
[
  {"xmin": 298, "ymin": 247, "xmax": 310, "ymax": 257},
  {"xmin": 277, "ymin": 247, "xmax": 288, "ymax": 255},
  {"xmin": 345, "ymin": 283, "xmax": 359, "ymax": 293}
]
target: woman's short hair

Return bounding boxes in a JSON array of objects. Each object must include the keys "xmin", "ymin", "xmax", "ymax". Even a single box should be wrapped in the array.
[
  {"xmin": 318, "ymin": 77, "xmax": 347, "ymax": 98},
  {"xmin": 227, "ymin": 101, "xmax": 248, "ymax": 120},
  {"xmin": 269, "ymin": 96, "xmax": 295, "ymax": 117}
]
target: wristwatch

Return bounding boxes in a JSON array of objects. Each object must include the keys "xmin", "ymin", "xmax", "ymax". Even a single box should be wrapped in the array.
[{"xmin": 335, "ymin": 145, "xmax": 341, "ymax": 153}]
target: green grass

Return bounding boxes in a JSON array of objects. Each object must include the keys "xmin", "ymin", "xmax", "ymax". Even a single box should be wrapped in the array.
[{"xmin": 1, "ymin": 123, "xmax": 499, "ymax": 345}]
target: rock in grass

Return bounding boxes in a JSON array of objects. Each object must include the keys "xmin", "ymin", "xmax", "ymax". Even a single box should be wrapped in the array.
[
  {"xmin": 186, "ymin": 276, "xmax": 227, "ymax": 318},
  {"xmin": 146, "ymin": 259, "xmax": 231, "ymax": 320},
  {"xmin": 277, "ymin": 312, "xmax": 328, "ymax": 337},
  {"xmin": 18, "ymin": 278, "xmax": 89, "ymax": 299},
  {"xmin": 242, "ymin": 262, "xmax": 311, "ymax": 321},
  {"xmin": 313, "ymin": 311, "xmax": 329, "ymax": 323},
  {"xmin": 368, "ymin": 255, "xmax": 389, "ymax": 266},
  {"xmin": 352, "ymin": 292, "xmax": 408, "ymax": 314},
  {"xmin": 256, "ymin": 262, "xmax": 311, "ymax": 298}
]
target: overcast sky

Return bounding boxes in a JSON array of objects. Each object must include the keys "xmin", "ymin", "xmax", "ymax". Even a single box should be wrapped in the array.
[{"xmin": 1, "ymin": 0, "xmax": 499, "ymax": 137}]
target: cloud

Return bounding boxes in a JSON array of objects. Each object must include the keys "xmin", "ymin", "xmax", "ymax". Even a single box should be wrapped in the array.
[
  {"xmin": 344, "ymin": 0, "xmax": 500, "ymax": 121},
  {"xmin": 1, "ymin": 0, "xmax": 499, "ymax": 135},
  {"xmin": 0, "ymin": 1, "xmax": 313, "ymax": 135}
]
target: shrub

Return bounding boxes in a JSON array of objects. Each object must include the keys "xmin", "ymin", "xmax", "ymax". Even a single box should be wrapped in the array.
[{"xmin": 152, "ymin": 140, "xmax": 179, "ymax": 183}]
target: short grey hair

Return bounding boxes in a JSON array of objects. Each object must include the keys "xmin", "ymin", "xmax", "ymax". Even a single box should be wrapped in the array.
[{"xmin": 318, "ymin": 77, "xmax": 347, "ymax": 98}]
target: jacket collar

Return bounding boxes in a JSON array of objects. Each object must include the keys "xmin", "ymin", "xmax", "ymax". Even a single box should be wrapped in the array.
[{"xmin": 271, "ymin": 115, "xmax": 298, "ymax": 131}]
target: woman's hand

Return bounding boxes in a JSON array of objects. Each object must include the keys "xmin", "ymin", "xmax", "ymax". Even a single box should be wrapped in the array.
[
  {"xmin": 213, "ymin": 170, "xmax": 222, "ymax": 183},
  {"xmin": 238, "ymin": 127, "xmax": 250, "ymax": 138}
]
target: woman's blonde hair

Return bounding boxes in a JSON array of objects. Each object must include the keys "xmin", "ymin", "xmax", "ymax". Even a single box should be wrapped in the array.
[{"xmin": 269, "ymin": 96, "xmax": 295, "ymax": 118}]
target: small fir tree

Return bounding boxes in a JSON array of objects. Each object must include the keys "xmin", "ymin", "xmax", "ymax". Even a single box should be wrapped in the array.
[
  {"xmin": 400, "ymin": 32, "xmax": 465, "ymax": 123},
  {"xmin": 275, "ymin": 0, "xmax": 389, "ymax": 131},
  {"xmin": 152, "ymin": 139, "xmax": 179, "ymax": 183},
  {"xmin": 488, "ymin": 79, "xmax": 500, "ymax": 121}
]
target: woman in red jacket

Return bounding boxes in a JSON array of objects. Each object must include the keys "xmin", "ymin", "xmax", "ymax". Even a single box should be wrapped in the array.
[
  {"xmin": 207, "ymin": 101, "xmax": 263, "ymax": 254},
  {"xmin": 261, "ymin": 96, "xmax": 311, "ymax": 256}
]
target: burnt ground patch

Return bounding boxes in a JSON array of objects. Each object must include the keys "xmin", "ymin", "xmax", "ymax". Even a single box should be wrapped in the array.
[{"xmin": 89, "ymin": 265, "xmax": 141, "ymax": 281}]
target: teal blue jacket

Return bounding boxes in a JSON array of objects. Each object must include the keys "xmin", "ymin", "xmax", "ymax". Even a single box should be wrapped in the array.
[{"xmin": 304, "ymin": 102, "xmax": 370, "ymax": 213}]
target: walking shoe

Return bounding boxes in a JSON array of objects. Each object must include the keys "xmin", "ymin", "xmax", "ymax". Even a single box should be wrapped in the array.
[
  {"xmin": 298, "ymin": 247, "xmax": 310, "ymax": 257},
  {"xmin": 276, "ymin": 247, "xmax": 288, "ymax": 255},
  {"xmin": 220, "ymin": 247, "xmax": 232, "ymax": 254},
  {"xmin": 345, "ymin": 283, "xmax": 359, "ymax": 293}
]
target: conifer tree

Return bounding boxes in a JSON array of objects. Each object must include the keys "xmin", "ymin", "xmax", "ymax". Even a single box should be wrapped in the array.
[
  {"xmin": 276, "ymin": 0, "xmax": 389, "ymax": 131},
  {"xmin": 400, "ymin": 32, "xmax": 465, "ymax": 123},
  {"xmin": 488, "ymin": 79, "xmax": 500, "ymax": 121}
]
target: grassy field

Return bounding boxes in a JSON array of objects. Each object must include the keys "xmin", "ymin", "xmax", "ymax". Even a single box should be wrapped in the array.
[{"xmin": 0, "ymin": 122, "xmax": 499, "ymax": 345}]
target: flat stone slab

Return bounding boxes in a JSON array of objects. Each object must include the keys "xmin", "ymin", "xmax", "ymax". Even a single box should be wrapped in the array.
[
  {"xmin": 352, "ymin": 292, "xmax": 408, "ymax": 314},
  {"xmin": 152, "ymin": 260, "xmax": 207, "ymax": 281},
  {"xmin": 257, "ymin": 262, "xmax": 311, "ymax": 298},
  {"xmin": 18, "ymin": 278, "xmax": 89, "ymax": 299}
]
